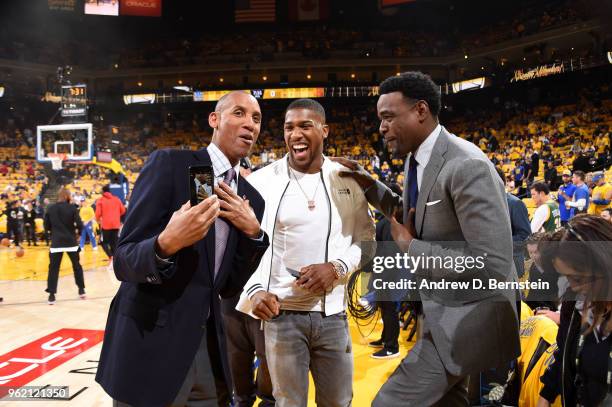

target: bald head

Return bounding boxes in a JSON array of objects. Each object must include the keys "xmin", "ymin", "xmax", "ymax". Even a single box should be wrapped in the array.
[{"xmin": 214, "ymin": 91, "xmax": 256, "ymax": 114}]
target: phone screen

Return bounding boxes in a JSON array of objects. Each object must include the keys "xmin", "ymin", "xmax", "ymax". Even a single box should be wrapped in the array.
[{"xmin": 189, "ymin": 165, "xmax": 215, "ymax": 206}]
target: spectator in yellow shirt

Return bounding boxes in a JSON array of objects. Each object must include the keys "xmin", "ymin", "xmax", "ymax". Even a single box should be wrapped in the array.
[
  {"xmin": 79, "ymin": 200, "xmax": 98, "ymax": 250},
  {"xmin": 588, "ymin": 173, "xmax": 612, "ymax": 215}
]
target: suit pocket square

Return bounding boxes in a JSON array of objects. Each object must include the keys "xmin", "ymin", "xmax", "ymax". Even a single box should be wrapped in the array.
[{"xmin": 426, "ymin": 200, "xmax": 442, "ymax": 206}]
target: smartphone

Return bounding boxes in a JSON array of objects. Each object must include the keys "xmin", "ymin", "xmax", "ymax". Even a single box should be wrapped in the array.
[
  {"xmin": 286, "ymin": 267, "xmax": 301, "ymax": 279},
  {"xmin": 189, "ymin": 165, "xmax": 215, "ymax": 206}
]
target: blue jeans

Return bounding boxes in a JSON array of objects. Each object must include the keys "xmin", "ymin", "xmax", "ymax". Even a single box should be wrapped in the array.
[
  {"xmin": 79, "ymin": 221, "xmax": 97, "ymax": 249},
  {"xmin": 264, "ymin": 311, "xmax": 353, "ymax": 407}
]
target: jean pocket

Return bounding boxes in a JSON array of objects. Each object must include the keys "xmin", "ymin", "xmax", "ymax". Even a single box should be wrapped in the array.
[{"xmin": 330, "ymin": 311, "xmax": 348, "ymax": 320}]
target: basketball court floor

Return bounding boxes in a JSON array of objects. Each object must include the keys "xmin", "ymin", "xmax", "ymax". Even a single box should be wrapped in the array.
[{"xmin": 0, "ymin": 244, "xmax": 416, "ymax": 406}]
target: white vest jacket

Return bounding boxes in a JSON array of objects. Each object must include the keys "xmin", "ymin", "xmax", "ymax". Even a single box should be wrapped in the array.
[{"xmin": 236, "ymin": 155, "xmax": 375, "ymax": 317}]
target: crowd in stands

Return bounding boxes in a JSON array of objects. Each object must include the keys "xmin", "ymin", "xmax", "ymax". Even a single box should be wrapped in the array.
[
  {"xmin": 90, "ymin": 2, "xmax": 591, "ymax": 68},
  {"xmin": 1, "ymin": 70, "xmax": 611, "ymax": 251},
  {"xmin": 0, "ymin": 0, "xmax": 588, "ymax": 70}
]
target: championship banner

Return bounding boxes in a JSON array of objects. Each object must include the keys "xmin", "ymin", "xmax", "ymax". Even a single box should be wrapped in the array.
[
  {"xmin": 120, "ymin": 0, "xmax": 162, "ymax": 17},
  {"xmin": 289, "ymin": 0, "xmax": 330, "ymax": 22}
]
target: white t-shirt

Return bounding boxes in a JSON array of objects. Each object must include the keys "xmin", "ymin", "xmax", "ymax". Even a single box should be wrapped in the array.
[
  {"xmin": 269, "ymin": 169, "xmax": 329, "ymax": 311},
  {"xmin": 530, "ymin": 204, "xmax": 550, "ymax": 233}
]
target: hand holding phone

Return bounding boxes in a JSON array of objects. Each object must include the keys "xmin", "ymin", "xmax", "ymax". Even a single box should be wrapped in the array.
[
  {"xmin": 286, "ymin": 267, "xmax": 301, "ymax": 279},
  {"xmin": 189, "ymin": 165, "xmax": 215, "ymax": 207}
]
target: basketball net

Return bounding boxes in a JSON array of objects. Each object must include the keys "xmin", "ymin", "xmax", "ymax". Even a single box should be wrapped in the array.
[{"xmin": 48, "ymin": 153, "xmax": 67, "ymax": 170}]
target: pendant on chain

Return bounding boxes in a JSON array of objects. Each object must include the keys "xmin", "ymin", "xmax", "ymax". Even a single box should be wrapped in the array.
[{"xmin": 308, "ymin": 200, "xmax": 316, "ymax": 210}]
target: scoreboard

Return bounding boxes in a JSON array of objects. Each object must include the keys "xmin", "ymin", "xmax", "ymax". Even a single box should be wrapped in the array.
[{"xmin": 61, "ymin": 84, "xmax": 87, "ymax": 117}]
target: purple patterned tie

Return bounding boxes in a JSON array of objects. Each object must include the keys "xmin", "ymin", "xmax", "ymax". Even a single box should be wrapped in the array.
[{"xmin": 214, "ymin": 168, "xmax": 236, "ymax": 279}]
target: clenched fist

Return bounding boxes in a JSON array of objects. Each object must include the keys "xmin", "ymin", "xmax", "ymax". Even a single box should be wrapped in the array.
[{"xmin": 251, "ymin": 291, "xmax": 280, "ymax": 321}]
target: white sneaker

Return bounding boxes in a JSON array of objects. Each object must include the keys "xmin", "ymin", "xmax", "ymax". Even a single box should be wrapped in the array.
[{"xmin": 92, "ymin": 246, "xmax": 99, "ymax": 251}]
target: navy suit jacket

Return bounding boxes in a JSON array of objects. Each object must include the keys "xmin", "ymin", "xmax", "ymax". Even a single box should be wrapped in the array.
[
  {"xmin": 506, "ymin": 192, "xmax": 531, "ymax": 278},
  {"xmin": 95, "ymin": 148, "xmax": 269, "ymax": 407}
]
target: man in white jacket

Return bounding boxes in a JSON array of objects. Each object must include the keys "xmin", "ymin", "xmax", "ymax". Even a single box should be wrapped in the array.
[{"xmin": 236, "ymin": 99, "xmax": 375, "ymax": 407}]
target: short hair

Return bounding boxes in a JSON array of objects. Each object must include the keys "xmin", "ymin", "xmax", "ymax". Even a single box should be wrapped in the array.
[
  {"xmin": 602, "ymin": 208, "xmax": 612, "ymax": 216},
  {"xmin": 526, "ymin": 232, "xmax": 545, "ymax": 246},
  {"xmin": 102, "ymin": 185, "xmax": 110, "ymax": 193},
  {"xmin": 285, "ymin": 98, "xmax": 326, "ymax": 123},
  {"xmin": 495, "ymin": 167, "xmax": 506, "ymax": 183},
  {"xmin": 379, "ymin": 71, "xmax": 441, "ymax": 117},
  {"xmin": 530, "ymin": 182, "xmax": 550, "ymax": 195},
  {"xmin": 573, "ymin": 170, "xmax": 585, "ymax": 181},
  {"xmin": 57, "ymin": 188, "xmax": 71, "ymax": 202}
]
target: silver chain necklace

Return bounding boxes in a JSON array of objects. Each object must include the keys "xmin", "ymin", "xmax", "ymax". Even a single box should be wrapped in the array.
[{"xmin": 289, "ymin": 167, "xmax": 321, "ymax": 211}]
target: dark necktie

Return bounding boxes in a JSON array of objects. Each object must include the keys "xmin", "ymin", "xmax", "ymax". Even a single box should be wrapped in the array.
[
  {"xmin": 214, "ymin": 168, "xmax": 236, "ymax": 278},
  {"xmin": 407, "ymin": 155, "xmax": 419, "ymax": 209}
]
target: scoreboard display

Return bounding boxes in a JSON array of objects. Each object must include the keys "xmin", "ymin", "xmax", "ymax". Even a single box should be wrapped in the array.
[
  {"xmin": 263, "ymin": 88, "xmax": 325, "ymax": 99},
  {"xmin": 61, "ymin": 84, "xmax": 87, "ymax": 117}
]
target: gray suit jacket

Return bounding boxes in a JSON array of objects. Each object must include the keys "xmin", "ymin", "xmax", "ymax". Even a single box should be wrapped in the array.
[{"xmin": 366, "ymin": 126, "xmax": 520, "ymax": 376}]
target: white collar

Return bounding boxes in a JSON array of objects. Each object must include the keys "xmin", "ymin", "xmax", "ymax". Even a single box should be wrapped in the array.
[
  {"xmin": 207, "ymin": 142, "xmax": 241, "ymax": 181},
  {"xmin": 413, "ymin": 123, "xmax": 441, "ymax": 167}
]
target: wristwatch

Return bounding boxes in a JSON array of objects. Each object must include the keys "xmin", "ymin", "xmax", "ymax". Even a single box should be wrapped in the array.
[{"xmin": 330, "ymin": 260, "xmax": 347, "ymax": 279}]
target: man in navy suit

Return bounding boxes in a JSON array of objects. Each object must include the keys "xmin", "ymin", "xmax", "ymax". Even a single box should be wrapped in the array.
[{"xmin": 96, "ymin": 91, "xmax": 270, "ymax": 407}]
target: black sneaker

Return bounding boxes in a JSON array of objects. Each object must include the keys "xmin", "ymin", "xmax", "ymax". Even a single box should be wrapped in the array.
[
  {"xmin": 78, "ymin": 288, "xmax": 86, "ymax": 299},
  {"xmin": 368, "ymin": 339, "xmax": 385, "ymax": 348},
  {"xmin": 48, "ymin": 293, "xmax": 56, "ymax": 305},
  {"xmin": 371, "ymin": 348, "xmax": 400, "ymax": 359}
]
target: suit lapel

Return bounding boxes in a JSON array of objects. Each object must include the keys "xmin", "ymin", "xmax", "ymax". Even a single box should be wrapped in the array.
[
  {"xmin": 192, "ymin": 149, "xmax": 217, "ymax": 284},
  {"xmin": 414, "ymin": 129, "xmax": 448, "ymax": 237},
  {"xmin": 213, "ymin": 176, "xmax": 248, "ymax": 286},
  {"xmin": 217, "ymin": 179, "xmax": 247, "ymax": 285},
  {"xmin": 205, "ymin": 224, "xmax": 216, "ymax": 284},
  {"xmin": 402, "ymin": 157, "xmax": 410, "ymax": 225}
]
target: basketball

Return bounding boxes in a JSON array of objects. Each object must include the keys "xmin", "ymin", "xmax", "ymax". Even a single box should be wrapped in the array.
[
  {"xmin": 15, "ymin": 247, "xmax": 25, "ymax": 257},
  {"xmin": 1, "ymin": 238, "xmax": 9, "ymax": 247}
]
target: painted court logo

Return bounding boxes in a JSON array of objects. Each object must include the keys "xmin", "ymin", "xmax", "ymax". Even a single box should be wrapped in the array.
[{"xmin": 0, "ymin": 328, "xmax": 103, "ymax": 397}]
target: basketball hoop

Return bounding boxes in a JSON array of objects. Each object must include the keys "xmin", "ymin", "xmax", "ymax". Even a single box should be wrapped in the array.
[{"xmin": 48, "ymin": 153, "xmax": 67, "ymax": 170}]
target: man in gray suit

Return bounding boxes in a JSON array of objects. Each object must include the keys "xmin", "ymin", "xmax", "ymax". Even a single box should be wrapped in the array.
[{"xmin": 334, "ymin": 71, "xmax": 520, "ymax": 406}]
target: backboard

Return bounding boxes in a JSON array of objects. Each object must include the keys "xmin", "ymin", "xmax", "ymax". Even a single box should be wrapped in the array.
[{"xmin": 36, "ymin": 123, "xmax": 94, "ymax": 164}]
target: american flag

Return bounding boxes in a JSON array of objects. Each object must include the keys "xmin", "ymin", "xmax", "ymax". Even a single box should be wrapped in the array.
[{"xmin": 235, "ymin": 0, "xmax": 276, "ymax": 23}]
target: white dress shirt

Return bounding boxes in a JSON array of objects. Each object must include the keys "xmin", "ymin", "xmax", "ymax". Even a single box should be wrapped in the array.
[
  {"xmin": 207, "ymin": 142, "xmax": 240, "ymax": 192},
  {"xmin": 412, "ymin": 124, "xmax": 442, "ymax": 190}
]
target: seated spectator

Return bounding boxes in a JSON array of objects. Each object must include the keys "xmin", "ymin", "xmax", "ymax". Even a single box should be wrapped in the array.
[{"xmin": 537, "ymin": 215, "xmax": 612, "ymax": 407}]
